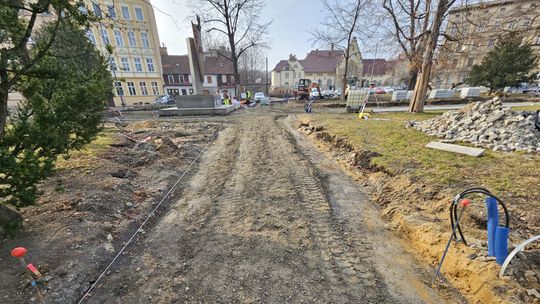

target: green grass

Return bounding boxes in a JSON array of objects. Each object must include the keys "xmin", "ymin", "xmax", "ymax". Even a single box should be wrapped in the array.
[
  {"xmin": 305, "ymin": 112, "xmax": 540, "ymax": 198},
  {"xmin": 55, "ymin": 128, "xmax": 115, "ymax": 171},
  {"xmin": 511, "ymin": 104, "xmax": 540, "ymax": 111}
]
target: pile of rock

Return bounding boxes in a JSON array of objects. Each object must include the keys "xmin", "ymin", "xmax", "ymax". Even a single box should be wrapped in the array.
[{"xmin": 406, "ymin": 97, "xmax": 540, "ymax": 152}]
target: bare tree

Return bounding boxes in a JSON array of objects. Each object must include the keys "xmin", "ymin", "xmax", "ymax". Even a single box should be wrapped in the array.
[
  {"xmin": 190, "ymin": 0, "xmax": 271, "ymax": 85},
  {"xmin": 311, "ymin": 0, "xmax": 371, "ymax": 100},
  {"xmin": 238, "ymin": 46, "xmax": 265, "ymax": 84},
  {"xmin": 409, "ymin": 0, "xmax": 457, "ymax": 112},
  {"xmin": 382, "ymin": 0, "xmax": 438, "ymax": 90}
]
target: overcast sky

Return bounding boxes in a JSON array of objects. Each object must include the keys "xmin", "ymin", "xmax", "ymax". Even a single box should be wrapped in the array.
[{"xmin": 152, "ymin": 0, "xmax": 387, "ymax": 70}]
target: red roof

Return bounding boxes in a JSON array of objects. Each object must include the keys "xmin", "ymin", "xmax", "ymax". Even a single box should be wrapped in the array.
[
  {"xmin": 362, "ymin": 59, "xmax": 388, "ymax": 76},
  {"xmin": 161, "ymin": 54, "xmax": 190, "ymax": 74},
  {"xmin": 273, "ymin": 60, "xmax": 290, "ymax": 72},
  {"xmin": 161, "ymin": 53, "xmax": 234, "ymax": 75},
  {"xmin": 204, "ymin": 55, "xmax": 234, "ymax": 74},
  {"xmin": 300, "ymin": 50, "xmax": 343, "ymax": 73}
]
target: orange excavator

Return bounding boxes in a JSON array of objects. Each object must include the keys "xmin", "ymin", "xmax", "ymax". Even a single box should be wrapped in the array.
[{"xmin": 296, "ymin": 79, "xmax": 321, "ymax": 100}]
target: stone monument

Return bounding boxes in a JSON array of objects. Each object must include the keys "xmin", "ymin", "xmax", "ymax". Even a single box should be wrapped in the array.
[{"xmin": 159, "ymin": 16, "xmax": 236, "ymax": 116}]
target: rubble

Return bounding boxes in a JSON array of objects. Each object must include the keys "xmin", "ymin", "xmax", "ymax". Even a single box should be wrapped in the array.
[{"xmin": 407, "ymin": 97, "xmax": 540, "ymax": 153}]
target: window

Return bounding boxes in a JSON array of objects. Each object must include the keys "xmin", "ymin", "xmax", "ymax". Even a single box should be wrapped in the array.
[
  {"xmin": 181, "ymin": 89, "xmax": 187, "ymax": 95},
  {"xmin": 133, "ymin": 58, "xmax": 142, "ymax": 72},
  {"xmin": 139, "ymin": 82, "xmax": 148, "ymax": 95},
  {"xmin": 151, "ymin": 81, "xmax": 159, "ymax": 95},
  {"xmin": 121, "ymin": 58, "xmax": 130, "ymax": 71},
  {"xmin": 93, "ymin": 3, "xmax": 102, "ymax": 17},
  {"xmin": 127, "ymin": 82, "xmax": 136, "ymax": 95},
  {"xmin": 179, "ymin": 75, "xmax": 185, "ymax": 83},
  {"xmin": 467, "ymin": 58, "xmax": 474, "ymax": 66},
  {"xmin": 146, "ymin": 58, "xmax": 155, "ymax": 72},
  {"xmin": 134, "ymin": 7, "xmax": 144, "ymax": 20},
  {"xmin": 222, "ymin": 75, "xmax": 227, "ymax": 83},
  {"xmin": 110, "ymin": 58, "xmax": 117, "ymax": 71},
  {"xmin": 488, "ymin": 39, "xmax": 494, "ymax": 48},
  {"xmin": 207, "ymin": 76, "xmax": 212, "ymax": 83},
  {"xmin": 114, "ymin": 30, "xmax": 123, "ymax": 46},
  {"xmin": 107, "ymin": 5, "xmax": 116, "ymax": 18},
  {"xmin": 476, "ymin": 25, "xmax": 484, "ymax": 33},
  {"xmin": 141, "ymin": 32, "xmax": 149, "ymax": 47},
  {"xmin": 284, "ymin": 72, "xmax": 289, "ymax": 78},
  {"xmin": 167, "ymin": 74, "xmax": 175, "ymax": 83},
  {"xmin": 495, "ymin": 21, "xmax": 501, "ymax": 29},
  {"xmin": 536, "ymin": 37, "xmax": 540, "ymax": 45},
  {"xmin": 127, "ymin": 31, "xmax": 137, "ymax": 47},
  {"xmin": 99, "ymin": 29, "xmax": 110, "ymax": 45},
  {"xmin": 115, "ymin": 81, "xmax": 124, "ymax": 96},
  {"xmin": 523, "ymin": 19, "xmax": 531, "ymax": 28},
  {"xmin": 121, "ymin": 6, "xmax": 130, "ymax": 19},
  {"xmin": 86, "ymin": 30, "xmax": 96, "ymax": 44},
  {"xmin": 507, "ymin": 21, "xmax": 515, "ymax": 29}
]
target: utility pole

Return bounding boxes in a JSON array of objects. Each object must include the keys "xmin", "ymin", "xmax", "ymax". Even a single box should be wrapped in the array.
[{"xmin": 265, "ymin": 57, "xmax": 268, "ymax": 96}]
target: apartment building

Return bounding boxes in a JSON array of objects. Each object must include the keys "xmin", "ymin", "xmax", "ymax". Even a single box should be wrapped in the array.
[
  {"xmin": 433, "ymin": 0, "xmax": 540, "ymax": 88},
  {"xmin": 84, "ymin": 0, "xmax": 164, "ymax": 106}
]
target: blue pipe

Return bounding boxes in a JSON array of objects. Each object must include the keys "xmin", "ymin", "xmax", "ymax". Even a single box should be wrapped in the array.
[
  {"xmin": 495, "ymin": 226, "xmax": 509, "ymax": 265},
  {"xmin": 486, "ymin": 197, "xmax": 498, "ymax": 257}
]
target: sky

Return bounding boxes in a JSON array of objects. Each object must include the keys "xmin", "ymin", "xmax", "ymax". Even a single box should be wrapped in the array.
[{"xmin": 151, "ymin": 0, "xmax": 386, "ymax": 71}]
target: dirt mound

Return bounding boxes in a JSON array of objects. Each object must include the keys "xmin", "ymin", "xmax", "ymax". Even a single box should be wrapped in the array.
[{"xmin": 408, "ymin": 97, "xmax": 540, "ymax": 153}]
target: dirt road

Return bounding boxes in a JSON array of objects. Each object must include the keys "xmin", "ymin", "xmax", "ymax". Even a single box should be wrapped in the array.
[{"xmin": 76, "ymin": 107, "xmax": 458, "ymax": 304}]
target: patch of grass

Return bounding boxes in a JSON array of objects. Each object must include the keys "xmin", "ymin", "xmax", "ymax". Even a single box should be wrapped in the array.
[
  {"xmin": 511, "ymin": 104, "xmax": 540, "ymax": 111},
  {"xmin": 305, "ymin": 112, "xmax": 540, "ymax": 198},
  {"xmin": 55, "ymin": 128, "xmax": 115, "ymax": 171}
]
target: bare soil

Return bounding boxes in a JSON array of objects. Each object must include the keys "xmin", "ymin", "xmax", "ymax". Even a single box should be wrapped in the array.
[
  {"xmin": 1, "ymin": 105, "xmax": 466, "ymax": 303},
  {"xmin": 0, "ymin": 120, "xmax": 221, "ymax": 303}
]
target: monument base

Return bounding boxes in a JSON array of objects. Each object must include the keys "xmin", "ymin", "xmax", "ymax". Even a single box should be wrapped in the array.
[
  {"xmin": 159, "ymin": 105, "xmax": 237, "ymax": 116},
  {"xmin": 158, "ymin": 94, "xmax": 237, "ymax": 116}
]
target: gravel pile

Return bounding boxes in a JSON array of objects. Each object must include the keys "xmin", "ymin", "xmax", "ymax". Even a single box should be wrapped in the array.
[{"xmin": 406, "ymin": 97, "xmax": 540, "ymax": 152}]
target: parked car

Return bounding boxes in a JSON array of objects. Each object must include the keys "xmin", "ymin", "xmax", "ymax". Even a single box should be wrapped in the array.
[
  {"xmin": 322, "ymin": 90, "xmax": 334, "ymax": 98},
  {"xmin": 333, "ymin": 89, "xmax": 342, "ymax": 97},
  {"xmin": 375, "ymin": 87, "xmax": 386, "ymax": 94},
  {"xmin": 153, "ymin": 95, "xmax": 175, "ymax": 104},
  {"xmin": 254, "ymin": 92, "xmax": 265, "ymax": 102},
  {"xmin": 383, "ymin": 86, "xmax": 394, "ymax": 94}
]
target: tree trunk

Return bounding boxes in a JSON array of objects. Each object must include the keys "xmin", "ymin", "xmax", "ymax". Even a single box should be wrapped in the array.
[
  {"xmin": 409, "ymin": 0, "xmax": 450, "ymax": 113},
  {"xmin": 0, "ymin": 82, "xmax": 9, "ymax": 138},
  {"xmin": 407, "ymin": 69, "xmax": 418, "ymax": 90}
]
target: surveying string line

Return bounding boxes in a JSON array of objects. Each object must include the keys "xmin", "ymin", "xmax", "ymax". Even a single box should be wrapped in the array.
[{"xmin": 77, "ymin": 123, "xmax": 223, "ymax": 304}]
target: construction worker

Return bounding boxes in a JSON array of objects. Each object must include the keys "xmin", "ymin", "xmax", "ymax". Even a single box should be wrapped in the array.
[
  {"xmin": 223, "ymin": 90, "xmax": 231, "ymax": 106},
  {"xmin": 246, "ymin": 90, "xmax": 251, "ymax": 107}
]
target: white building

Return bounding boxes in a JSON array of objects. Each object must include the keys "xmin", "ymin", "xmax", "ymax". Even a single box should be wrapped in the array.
[{"xmin": 271, "ymin": 38, "xmax": 363, "ymax": 91}]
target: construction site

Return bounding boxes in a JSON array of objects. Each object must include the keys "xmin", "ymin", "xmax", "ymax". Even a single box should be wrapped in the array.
[{"xmin": 2, "ymin": 0, "xmax": 540, "ymax": 303}]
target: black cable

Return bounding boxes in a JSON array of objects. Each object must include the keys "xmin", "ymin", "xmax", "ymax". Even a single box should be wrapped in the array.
[{"xmin": 449, "ymin": 187, "xmax": 510, "ymax": 246}]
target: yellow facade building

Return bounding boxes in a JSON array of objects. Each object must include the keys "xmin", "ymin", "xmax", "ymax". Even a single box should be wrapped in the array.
[{"xmin": 84, "ymin": 0, "xmax": 164, "ymax": 106}]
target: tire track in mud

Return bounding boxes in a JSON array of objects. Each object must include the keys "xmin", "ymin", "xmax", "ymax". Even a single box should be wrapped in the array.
[
  {"xmin": 274, "ymin": 118, "xmax": 387, "ymax": 293},
  {"xmin": 85, "ymin": 114, "xmax": 395, "ymax": 303}
]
